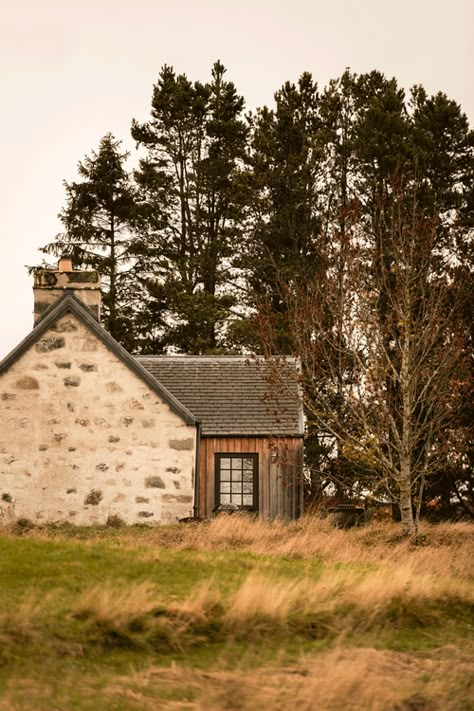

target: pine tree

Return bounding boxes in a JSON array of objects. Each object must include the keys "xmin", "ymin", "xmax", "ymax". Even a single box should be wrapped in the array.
[
  {"xmin": 41, "ymin": 133, "xmax": 138, "ymax": 349},
  {"xmin": 131, "ymin": 61, "xmax": 249, "ymax": 353},
  {"xmin": 245, "ymin": 72, "xmax": 323, "ymax": 352}
]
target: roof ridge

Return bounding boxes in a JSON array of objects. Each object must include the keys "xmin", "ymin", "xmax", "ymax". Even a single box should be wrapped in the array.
[{"xmin": 136, "ymin": 355, "xmax": 250, "ymax": 360}]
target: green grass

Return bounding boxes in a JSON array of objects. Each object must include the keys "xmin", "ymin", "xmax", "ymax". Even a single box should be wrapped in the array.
[{"xmin": 0, "ymin": 519, "xmax": 473, "ymax": 710}]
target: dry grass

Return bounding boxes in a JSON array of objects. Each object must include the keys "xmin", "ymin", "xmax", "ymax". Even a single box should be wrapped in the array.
[
  {"xmin": 7, "ymin": 513, "xmax": 473, "ymax": 580},
  {"xmin": 73, "ymin": 582, "xmax": 159, "ymax": 630},
  {"xmin": 114, "ymin": 515, "xmax": 474, "ymax": 579},
  {"xmin": 2, "ymin": 645, "xmax": 473, "ymax": 711},
  {"xmin": 0, "ymin": 592, "xmax": 54, "ymax": 647},
  {"xmin": 62, "ymin": 644, "xmax": 471, "ymax": 711},
  {"xmin": 70, "ymin": 560, "xmax": 473, "ymax": 646}
]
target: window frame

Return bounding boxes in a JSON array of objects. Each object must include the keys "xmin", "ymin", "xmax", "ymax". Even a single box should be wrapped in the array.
[{"xmin": 214, "ymin": 453, "xmax": 259, "ymax": 512}]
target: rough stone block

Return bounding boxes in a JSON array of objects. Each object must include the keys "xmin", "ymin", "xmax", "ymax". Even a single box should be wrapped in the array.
[
  {"xmin": 14, "ymin": 376, "xmax": 39, "ymax": 390},
  {"xmin": 169, "ymin": 438, "xmax": 194, "ymax": 451},
  {"xmin": 81, "ymin": 339, "xmax": 98, "ymax": 351},
  {"xmin": 161, "ymin": 494, "xmax": 193, "ymax": 504},
  {"xmin": 145, "ymin": 476, "xmax": 165, "ymax": 489},
  {"xmin": 106, "ymin": 382, "xmax": 122, "ymax": 393},
  {"xmin": 84, "ymin": 489, "xmax": 103, "ymax": 505},
  {"xmin": 64, "ymin": 376, "xmax": 81, "ymax": 387},
  {"xmin": 34, "ymin": 271, "xmax": 58, "ymax": 287},
  {"xmin": 51, "ymin": 320, "xmax": 78, "ymax": 333},
  {"xmin": 66, "ymin": 271, "xmax": 99, "ymax": 284},
  {"xmin": 34, "ymin": 299, "xmax": 53, "ymax": 314},
  {"xmin": 35, "ymin": 337, "xmax": 65, "ymax": 352},
  {"xmin": 126, "ymin": 398, "xmax": 144, "ymax": 410}
]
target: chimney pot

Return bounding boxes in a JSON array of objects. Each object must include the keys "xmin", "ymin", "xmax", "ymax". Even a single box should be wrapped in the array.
[{"xmin": 59, "ymin": 256, "xmax": 73, "ymax": 271}]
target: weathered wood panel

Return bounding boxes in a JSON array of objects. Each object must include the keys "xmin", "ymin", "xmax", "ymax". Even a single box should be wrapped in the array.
[{"xmin": 198, "ymin": 436, "xmax": 303, "ymax": 520}]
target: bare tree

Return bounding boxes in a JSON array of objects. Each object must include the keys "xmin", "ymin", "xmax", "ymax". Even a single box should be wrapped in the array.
[{"xmin": 258, "ymin": 186, "xmax": 469, "ymax": 535}]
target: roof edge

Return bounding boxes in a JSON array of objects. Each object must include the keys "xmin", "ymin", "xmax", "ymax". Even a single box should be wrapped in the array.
[{"xmin": 201, "ymin": 432, "xmax": 304, "ymax": 438}]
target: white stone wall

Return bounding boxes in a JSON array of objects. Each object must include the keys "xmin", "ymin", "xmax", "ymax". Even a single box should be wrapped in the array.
[{"xmin": 0, "ymin": 314, "xmax": 196, "ymax": 525}]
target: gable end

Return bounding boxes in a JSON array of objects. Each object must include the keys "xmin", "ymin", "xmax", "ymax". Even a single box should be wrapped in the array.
[{"xmin": 0, "ymin": 293, "xmax": 197, "ymax": 426}]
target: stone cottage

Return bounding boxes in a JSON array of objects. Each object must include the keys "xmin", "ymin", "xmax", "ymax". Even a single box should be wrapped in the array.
[{"xmin": 0, "ymin": 260, "xmax": 304, "ymax": 525}]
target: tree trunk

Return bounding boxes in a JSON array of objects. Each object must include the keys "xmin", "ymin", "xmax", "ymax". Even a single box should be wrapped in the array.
[{"xmin": 399, "ymin": 458, "xmax": 415, "ymax": 535}]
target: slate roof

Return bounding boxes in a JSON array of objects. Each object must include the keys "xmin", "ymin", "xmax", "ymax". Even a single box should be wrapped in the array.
[{"xmin": 136, "ymin": 356, "xmax": 304, "ymax": 437}]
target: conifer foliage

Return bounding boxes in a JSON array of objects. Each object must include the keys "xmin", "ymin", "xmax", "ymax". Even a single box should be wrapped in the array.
[
  {"xmin": 41, "ymin": 133, "xmax": 138, "ymax": 349},
  {"xmin": 131, "ymin": 61, "xmax": 249, "ymax": 353}
]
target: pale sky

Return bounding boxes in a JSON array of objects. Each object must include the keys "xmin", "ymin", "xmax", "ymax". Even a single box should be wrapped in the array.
[{"xmin": 1, "ymin": 0, "xmax": 472, "ymax": 358}]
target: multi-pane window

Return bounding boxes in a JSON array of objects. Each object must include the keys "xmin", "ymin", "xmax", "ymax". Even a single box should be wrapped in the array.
[{"xmin": 215, "ymin": 454, "xmax": 258, "ymax": 511}]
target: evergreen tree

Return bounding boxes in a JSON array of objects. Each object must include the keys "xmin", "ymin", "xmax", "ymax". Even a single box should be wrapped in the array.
[
  {"xmin": 245, "ymin": 72, "xmax": 323, "ymax": 352},
  {"xmin": 131, "ymin": 61, "xmax": 249, "ymax": 353},
  {"xmin": 41, "ymin": 133, "xmax": 138, "ymax": 349}
]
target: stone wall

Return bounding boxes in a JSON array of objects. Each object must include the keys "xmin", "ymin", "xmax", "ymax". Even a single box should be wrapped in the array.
[{"xmin": 0, "ymin": 314, "xmax": 196, "ymax": 525}]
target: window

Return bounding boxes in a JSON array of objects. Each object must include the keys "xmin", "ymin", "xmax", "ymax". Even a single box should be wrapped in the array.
[{"xmin": 215, "ymin": 453, "xmax": 258, "ymax": 511}]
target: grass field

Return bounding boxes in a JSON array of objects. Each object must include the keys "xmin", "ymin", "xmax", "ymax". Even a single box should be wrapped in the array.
[{"xmin": 0, "ymin": 516, "xmax": 473, "ymax": 710}]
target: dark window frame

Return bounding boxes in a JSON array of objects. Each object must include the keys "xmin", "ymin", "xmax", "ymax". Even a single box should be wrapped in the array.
[{"xmin": 214, "ymin": 453, "xmax": 259, "ymax": 512}]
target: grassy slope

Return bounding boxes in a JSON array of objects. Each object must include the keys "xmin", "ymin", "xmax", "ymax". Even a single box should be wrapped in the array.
[{"xmin": 0, "ymin": 517, "xmax": 473, "ymax": 710}]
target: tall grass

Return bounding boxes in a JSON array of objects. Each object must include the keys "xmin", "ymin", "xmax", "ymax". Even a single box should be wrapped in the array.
[
  {"xmin": 1, "ymin": 517, "xmax": 473, "ymax": 709},
  {"xmin": 0, "ymin": 592, "xmax": 53, "ymax": 646},
  {"xmin": 88, "ymin": 514, "xmax": 474, "ymax": 578},
  {"xmin": 71, "ymin": 644, "xmax": 473, "ymax": 711},
  {"xmin": 74, "ymin": 582, "xmax": 159, "ymax": 630},
  {"xmin": 67, "ymin": 562, "xmax": 473, "ymax": 647}
]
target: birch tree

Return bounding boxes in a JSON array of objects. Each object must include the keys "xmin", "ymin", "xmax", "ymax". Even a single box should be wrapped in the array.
[{"xmin": 258, "ymin": 185, "xmax": 469, "ymax": 534}]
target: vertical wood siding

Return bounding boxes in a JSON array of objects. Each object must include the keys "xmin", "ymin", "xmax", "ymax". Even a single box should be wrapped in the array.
[{"xmin": 199, "ymin": 436, "xmax": 303, "ymax": 519}]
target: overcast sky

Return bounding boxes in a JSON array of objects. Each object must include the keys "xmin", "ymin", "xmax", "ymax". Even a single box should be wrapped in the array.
[{"xmin": 1, "ymin": 0, "xmax": 473, "ymax": 358}]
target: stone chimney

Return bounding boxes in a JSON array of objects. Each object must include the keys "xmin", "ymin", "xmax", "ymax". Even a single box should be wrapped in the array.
[{"xmin": 33, "ymin": 257, "xmax": 101, "ymax": 325}]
